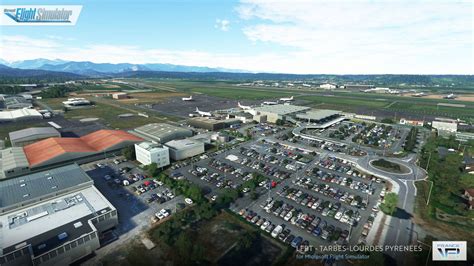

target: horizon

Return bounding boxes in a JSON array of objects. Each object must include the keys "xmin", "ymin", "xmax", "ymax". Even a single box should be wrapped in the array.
[{"xmin": 0, "ymin": 0, "xmax": 472, "ymax": 75}]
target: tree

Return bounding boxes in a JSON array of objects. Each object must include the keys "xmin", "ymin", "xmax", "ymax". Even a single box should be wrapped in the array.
[
  {"xmin": 146, "ymin": 162, "xmax": 159, "ymax": 177},
  {"xmin": 236, "ymin": 231, "xmax": 258, "ymax": 251},
  {"xmin": 380, "ymin": 192, "xmax": 398, "ymax": 215},
  {"xmin": 122, "ymin": 146, "xmax": 135, "ymax": 160}
]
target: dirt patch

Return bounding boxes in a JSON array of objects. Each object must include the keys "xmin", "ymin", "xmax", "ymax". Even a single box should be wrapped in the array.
[{"xmin": 403, "ymin": 93, "xmax": 474, "ymax": 102}]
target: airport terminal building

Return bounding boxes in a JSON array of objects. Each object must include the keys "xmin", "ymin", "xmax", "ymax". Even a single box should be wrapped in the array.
[
  {"xmin": 252, "ymin": 104, "xmax": 310, "ymax": 123},
  {"xmin": 0, "ymin": 164, "xmax": 118, "ymax": 266}
]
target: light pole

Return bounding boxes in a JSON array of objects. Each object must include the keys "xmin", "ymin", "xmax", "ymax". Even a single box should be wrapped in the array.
[{"xmin": 407, "ymin": 227, "xmax": 431, "ymax": 266}]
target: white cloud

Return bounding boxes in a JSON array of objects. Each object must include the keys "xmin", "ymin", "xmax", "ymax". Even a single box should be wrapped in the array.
[
  {"xmin": 236, "ymin": 0, "xmax": 473, "ymax": 74},
  {"xmin": 215, "ymin": 19, "xmax": 230, "ymax": 31},
  {"xmin": 0, "ymin": 1, "xmax": 472, "ymax": 74}
]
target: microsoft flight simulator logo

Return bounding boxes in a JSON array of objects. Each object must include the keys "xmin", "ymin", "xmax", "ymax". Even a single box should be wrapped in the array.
[
  {"xmin": 1, "ymin": 5, "xmax": 82, "ymax": 25},
  {"xmin": 432, "ymin": 241, "xmax": 467, "ymax": 261},
  {"xmin": 4, "ymin": 7, "xmax": 73, "ymax": 23}
]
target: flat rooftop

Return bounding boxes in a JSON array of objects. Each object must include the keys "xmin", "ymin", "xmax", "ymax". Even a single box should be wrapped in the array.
[
  {"xmin": 165, "ymin": 139, "xmax": 203, "ymax": 150},
  {"xmin": 136, "ymin": 141, "xmax": 168, "ymax": 151},
  {"xmin": 296, "ymin": 109, "xmax": 341, "ymax": 121},
  {"xmin": 0, "ymin": 185, "xmax": 114, "ymax": 255},
  {"xmin": 253, "ymin": 104, "xmax": 310, "ymax": 115},
  {"xmin": 0, "ymin": 164, "xmax": 92, "ymax": 211},
  {"xmin": 134, "ymin": 123, "xmax": 192, "ymax": 141}
]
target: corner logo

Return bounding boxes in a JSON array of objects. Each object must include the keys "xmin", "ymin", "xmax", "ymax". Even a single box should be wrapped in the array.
[
  {"xmin": 1, "ymin": 5, "xmax": 82, "ymax": 26},
  {"xmin": 432, "ymin": 241, "xmax": 467, "ymax": 261}
]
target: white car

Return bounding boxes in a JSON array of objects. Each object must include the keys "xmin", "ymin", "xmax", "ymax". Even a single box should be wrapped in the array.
[
  {"xmin": 155, "ymin": 212, "xmax": 164, "ymax": 220},
  {"xmin": 260, "ymin": 221, "xmax": 270, "ymax": 230},
  {"xmin": 160, "ymin": 209, "xmax": 170, "ymax": 217},
  {"xmin": 210, "ymin": 195, "xmax": 218, "ymax": 201},
  {"xmin": 185, "ymin": 198, "xmax": 193, "ymax": 205}
]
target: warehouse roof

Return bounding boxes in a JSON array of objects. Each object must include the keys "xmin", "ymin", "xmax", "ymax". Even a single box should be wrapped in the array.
[
  {"xmin": 134, "ymin": 123, "xmax": 192, "ymax": 142},
  {"xmin": 296, "ymin": 109, "xmax": 341, "ymax": 121},
  {"xmin": 24, "ymin": 130, "xmax": 143, "ymax": 167},
  {"xmin": 9, "ymin": 127, "xmax": 60, "ymax": 142},
  {"xmin": 0, "ymin": 108, "xmax": 42, "ymax": 121},
  {"xmin": 0, "ymin": 164, "xmax": 92, "ymax": 209},
  {"xmin": 0, "ymin": 147, "xmax": 29, "ymax": 172},
  {"xmin": 253, "ymin": 104, "xmax": 310, "ymax": 115}
]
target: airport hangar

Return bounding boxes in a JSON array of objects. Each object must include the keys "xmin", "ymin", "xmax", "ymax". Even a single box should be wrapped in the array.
[
  {"xmin": 0, "ymin": 164, "xmax": 118, "ymax": 266},
  {"xmin": 9, "ymin": 127, "xmax": 61, "ymax": 147},
  {"xmin": 132, "ymin": 123, "xmax": 193, "ymax": 143},
  {"xmin": 0, "ymin": 129, "xmax": 143, "ymax": 179}
]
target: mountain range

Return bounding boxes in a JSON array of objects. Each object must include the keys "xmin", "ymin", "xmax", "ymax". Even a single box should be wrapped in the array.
[{"xmin": 0, "ymin": 58, "xmax": 245, "ymax": 76}]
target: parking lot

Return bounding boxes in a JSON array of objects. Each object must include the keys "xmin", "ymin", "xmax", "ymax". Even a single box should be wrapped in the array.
[
  {"xmin": 82, "ymin": 157, "xmax": 186, "ymax": 238},
  {"xmin": 222, "ymin": 136, "xmax": 386, "ymax": 251}
]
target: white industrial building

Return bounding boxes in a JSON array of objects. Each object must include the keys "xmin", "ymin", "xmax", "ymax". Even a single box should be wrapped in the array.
[
  {"xmin": 135, "ymin": 142, "xmax": 170, "ymax": 167},
  {"xmin": 432, "ymin": 119, "xmax": 457, "ymax": 133},
  {"xmin": 319, "ymin": 83, "xmax": 337, "ymax": 89},
  {"xmin": 165, "ymin": 139, "xmax": 205, "ymax": 161},
  {"xmin": 0, "ymin": 164, "xmax": 118, "ymax": 266},
  {"xmin": 62, "ymin": 98, "xmax": 91, "ymax": 107},
  {"xmin": 0, "ymin": 108, "xmax": 43, "ymax": 123}
]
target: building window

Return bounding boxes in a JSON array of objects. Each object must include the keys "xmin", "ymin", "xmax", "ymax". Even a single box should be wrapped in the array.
[
  {"xmin": 84, "ymin": 235, "xmax": 90, "ymax": 242},
  {"xmin": 6, "ymin": 254, "xmax": 14, "ymax": 262},
  {"xmin": 58, "ymin": 246, "xmax": 65, "ymax": 254},
  {"xmin": 65, "ymin": 244, "xmax": 71, "ymax": 251},
  {"xmin": 105, "ymin": 212, "xmax": 111, "ymax": 219},
  {"xmin": 78, "ymin": 238, "xmax": 84, "ymax": 245},
  {"xmin": 49, "ymin": 250, "xmax": 57, "ymax": 258},
  {"xmin": 111, "ymin": 210, "xmax": 117, "ymax": 217},
  {"xmin": 71, "ymin": 242, "xmax": 77, "ymax": 248},
  {"xmin": 91, "ymin": 233, "xmax": 97, "ymax": 239},
  {"xmin": 13, "ymin": 250, "xmax": 22, "ymax": 258}
]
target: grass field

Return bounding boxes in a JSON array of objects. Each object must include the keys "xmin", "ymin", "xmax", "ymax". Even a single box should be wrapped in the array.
[
  {"xmin": 414, "ymin": 181, "xmax": 474, "ymax": 257},
  {"xmin": 39, "ymin": 97, "xmax": 172, "ymax": 129}
]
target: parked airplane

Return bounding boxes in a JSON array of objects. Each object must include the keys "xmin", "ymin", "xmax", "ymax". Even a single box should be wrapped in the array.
[
  {"xmin": 279, "ymin": 96, "xmax": 294, "ymax": 102},
  {"xmin": 182, "ymin": 95, "xmax": 193, "ymax": 101},
  {"xmin": 444, "ymin": 93, "xmax": 457, "ymax": 99},
  {"xmin": 262, "ymin": 101, "xmax": 278, "ymax": 105},
  {"xmin": 238, "ymin": 102, "xmax": 252, "ymax": 110},
  {"xmin": 195, "ymin": 107, "xmax": 212, "ymax": 117}
]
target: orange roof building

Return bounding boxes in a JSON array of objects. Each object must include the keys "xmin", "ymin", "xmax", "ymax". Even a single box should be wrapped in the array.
[{"xmin": 24, "ymin": 130, "xmax": 143, "ymax": 168}]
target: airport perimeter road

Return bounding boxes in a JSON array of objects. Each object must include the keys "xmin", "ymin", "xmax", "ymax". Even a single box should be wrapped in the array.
[{"xmin": 356, "ymin": 155, "xmax": 426, "ymax": 181}]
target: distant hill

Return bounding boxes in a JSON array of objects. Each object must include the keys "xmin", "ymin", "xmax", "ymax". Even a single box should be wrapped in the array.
[
  {"xmin": 0, "ymin": 64, "xmax": 83, "ymax": 83},
  {"xmin": 9, "ymin": 58, "xmax": 68, "ymax": 69},
  {"xmin": 4, "ymin": 59, "xmax": 246, "ymax": 76}
]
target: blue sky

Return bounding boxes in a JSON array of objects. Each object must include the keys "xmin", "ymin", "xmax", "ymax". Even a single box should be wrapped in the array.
[{"xmin": 0, "ymin": 0, "xmax": 472, "ymax": 74}]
